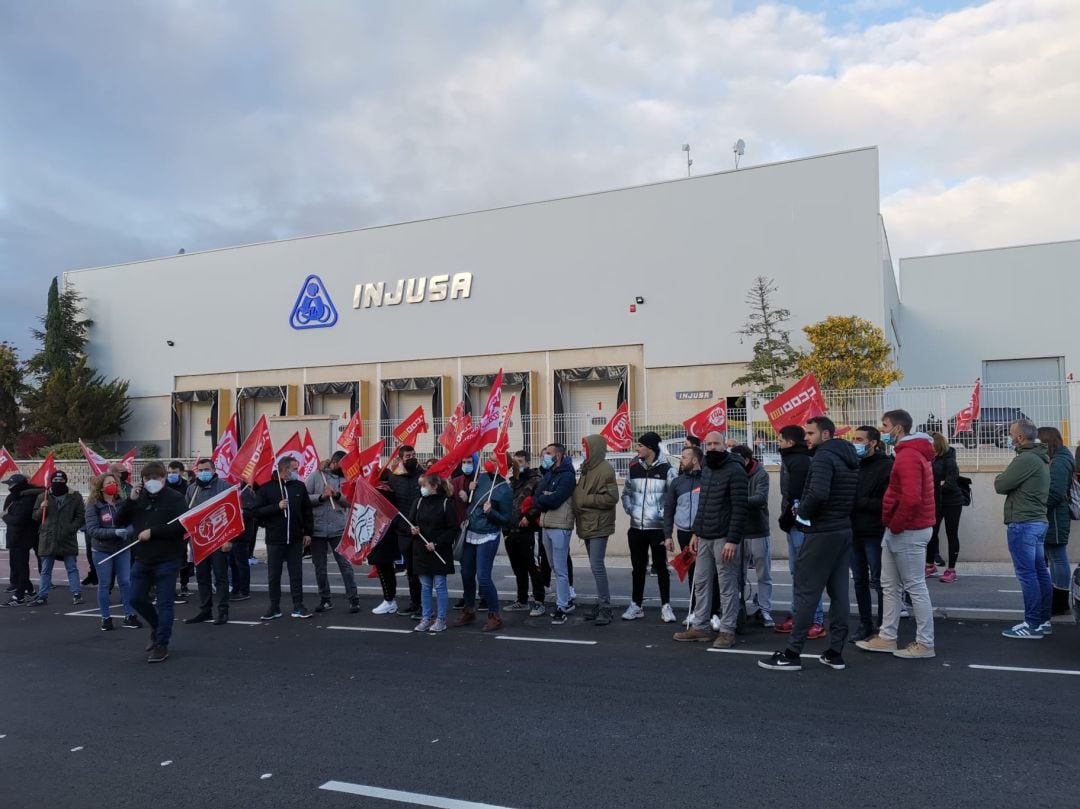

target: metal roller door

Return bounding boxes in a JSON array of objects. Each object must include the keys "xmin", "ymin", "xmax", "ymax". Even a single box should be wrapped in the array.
[
  {"xmin": 564, "ymin": 380, "xmax": 620, "ymax": 450},
  {"xmin": 182, "ymin": 401, "xmax": 214, "ymax": 458},
  {"xmin": 395, "ymin": 389, "xmax": 436, "ymax": 454}
]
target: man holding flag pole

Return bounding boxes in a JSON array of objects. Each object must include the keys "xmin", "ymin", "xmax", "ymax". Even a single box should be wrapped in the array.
[
  {"xmin": 253, "ymin": 457, "xmax": 314, "ymax": 621},
  {"xmin": 182, "ymin": 459, "xmax": 234, "ymax": 626}
]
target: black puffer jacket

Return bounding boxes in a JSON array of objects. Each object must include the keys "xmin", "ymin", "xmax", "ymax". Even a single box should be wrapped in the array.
[
  {"xmin": 932, "ymin": 448, "xmax": 964, "ymax": 509},
  {"xmin": 851, "ymin": 451, "xmax": 893, "ymax": 538},
  {"xmin": 691, "ymin": 451, "xmax": 748, "ymax": 543},
  {"xmin": 796, "ymin": 439, "xmax": 859, "ymax": 534},
  {"xmin": 253, "ymin": 475, "xmax": 314, "ymax": 545},
  {"xmin": 409, "ymin": 494, "xmax": 456, "ymax": 576},
  {"xmin": 2, "ymin": 484, "xmax": 45, "ymax": 549},
  {"xmin": 778, "ymin": 443, "xmax": 812, "ymax": 533}
]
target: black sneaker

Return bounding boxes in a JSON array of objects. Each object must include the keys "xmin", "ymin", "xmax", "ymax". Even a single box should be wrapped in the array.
[
  {"xmin": 934, "ymin": 554, "xmax": 946, "ymax": 568},
  {"xmin": 291, "ymin": 605, "xmax": 312, "ymax": 619},
  {"xmin": 72, "ymin": 595, "xmax": 85, "ymax": 606},
  {"xmin": 260, "ymin": 609, "xmax": 283, "ymax": 621},
  {"xmin": 551, "ymin": 609, "xmax": 568, "ymax": 626},
  {"xmin": 563, "ymin": 601, "xmax": 576, "ymax": 615},
  {"xmin": 849, "ymin": 623, "xmax": 875, "ymax": 644},
  {"xmin": 81, "ymin": 575, "xmax": 98, "ymax": 587},
  {"xmin": 100, "ymin": 618, "xmax": 115, "ymax": 631},
  {"xmin": 757, "ymin": 650, "xmax": 803, "ymax": 672},
  {"xmin": 348, "ymin": 597, "xmax": 360, "ymax": 614},
  {"xmin": 2, "ymin": 596, "xmax": 25, "ymax": 607},
  {"xmin": 213, "ymin": 613, "xmax": 228, "ymax": 625},
  {"xmin": 231, "ymin": 593, "xmax": 251, "ymax": 602},
  {"xmin": 122, "ymin": 615, "xmax": 143, "ymax": 629},
  {"xmin": 145, "ymin": 634, "xmax": 158, "ymax": 652},
  {"xmin": 478, "ymin": 599, "xmax": 489, "ymax": 611},
  {"xmin": 183, "ymin": 612, "xmax": 212, "ymax": 625},
  {"xmin": 147, "ymin": 645, "xmax": 169, "ymax": 663},
  {"xmin": 400, "ymin": 604, "xmax": 420, "ymax": 617},
  {"xmin": 819, "ymin": 650, "xmax": 846, "ymax": 670},
  {"xmin": 29, "ymin": 597, "xmax": 48, "ymax": 607},
  {"xmin": 173, "ymin": 592, "xmax": 189, "ymax": 604},
  {"xmin": 315, "ymin": 599, "xmax": 333, "ymax": 613},
  {"xmin": 453, "ymin": 599, "xmax": 465, "ymax": 611}
]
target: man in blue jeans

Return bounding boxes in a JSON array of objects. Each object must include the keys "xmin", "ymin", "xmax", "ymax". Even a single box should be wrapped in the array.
[
  {"xmin": 535, "ymin": 443, "xmax": 577, "ymax": 624},
  {"xmin": 117, "ymin": 462, "xmax": 188, "ymax": 663},
  {"xmin": 994, "ymin": 419, "xmax": 1052, "ymax": 639}
]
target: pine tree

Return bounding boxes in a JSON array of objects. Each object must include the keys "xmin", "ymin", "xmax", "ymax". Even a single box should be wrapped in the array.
[
  {"xmin": 733, "ymin": 276, "xmax": 803, "ymax": 393},
  {"xmin": 26, "ymin": 277, "xmax": 92, "ymax": 378},
  {"xmin": 0, "ymin": 342, "xmax": 23, "ymax": 448}
]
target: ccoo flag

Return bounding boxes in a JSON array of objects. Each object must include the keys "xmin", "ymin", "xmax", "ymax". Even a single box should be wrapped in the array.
[
  {"xmin": 29, "ymin": 451, "xmax": 57, "ymax": 488},
  {"xmin": 392, "ymin": 406, "xmax": 429, "ymax": 448},
  {"xmin": 762, "ymin": 374, "xmax": 827, "ymax": 433},
  {"xmin": 493, "ymin": 394, "xmax": 516, "ymax": 477},
  {"xmin": 954, "ymin": 378, "xmax": 982, "ymax": 436},
  {"xmin": 79, "ymin": 440, "xmax": 110, "ymax": 476},
  {"xmin": 0, "ymin": 446, "xmax": 19, "ymax": 480}
]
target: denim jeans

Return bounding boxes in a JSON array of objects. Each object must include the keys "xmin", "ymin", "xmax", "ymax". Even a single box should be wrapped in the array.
[
  {"xmin": 1044, "ymin": 543, "xmax": 1072, "ymax": 591},
  {"xmin": 542, "ymin": 528, "xmax": 572, "ymax": 610},
  {"xmin": 787, "ymin": 529, "xmax": 823, "ymax": 624},
  {"xmin": 460, "ymin": 533, "xmax": 500, "ymax": 612},
  {"xmin": 881, "ymin": 528, "xmax": 934, "ymax": 647},
  {"xmin": 92, "ymin": 549, "xmax": 133, "ymax": 618},
  {"xmin": 419, "ymin": 574, "xmax": 449, "ymax": 620},
  {"xmin": 38, "ymin": 555, "xmax": 81, "ymax": 601},
  {"xmin": 1007, "ymin": 521, "xmax": 1052, "ymax": 627},
  {"xmin": 850, "ymin": 534, "xmax": 884, "ymax": 627},
  {"xmin": 130, "ymin": 559, "xmax": 181, "ymax": 647},
  {"xmin": 310, "ymin": 536, "xmax": 358, "ymax": 600},
  {"xmin": 584, "ymin": 537, "xmax": 610, "ymax": 608}
]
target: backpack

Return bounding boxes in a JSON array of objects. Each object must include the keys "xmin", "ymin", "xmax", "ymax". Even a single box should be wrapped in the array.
[
  {"xmin": 957, "ymin": 476, "xmax": 973, "ymax": 508},
  {"xmin": 1068, "ymin": 479, "xmax": 1080, "ymax": 521}
]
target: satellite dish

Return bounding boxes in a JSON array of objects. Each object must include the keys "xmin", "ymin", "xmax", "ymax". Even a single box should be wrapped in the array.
[
  {"xmin": 733, "ymin": 139, "xmax": 745, "ymax": 156},
  {"xmin": 681, "ymin": 143, "xmax": 690, "ymax": 151}
]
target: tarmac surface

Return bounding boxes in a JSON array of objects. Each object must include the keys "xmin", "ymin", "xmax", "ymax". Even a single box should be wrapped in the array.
[{"xmin": 2, "ymin": 553, "xmax": 1079, "ymax": 809}]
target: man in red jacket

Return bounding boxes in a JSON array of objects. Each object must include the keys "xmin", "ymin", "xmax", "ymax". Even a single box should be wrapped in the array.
[{"xmin": 857, "ymin": 409, "xmax": 937, "ymax": 659}]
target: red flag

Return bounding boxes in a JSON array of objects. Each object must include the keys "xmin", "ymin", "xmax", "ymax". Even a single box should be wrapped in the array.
[
  {"xmin": 179, "ymin": 485, "xmax": 245, "ymax": 565},
  {"xmin": 493, "ymin": 394, "xmax": 516, "ymax": 477},
  {"xmin": 301, "ymin": 430, "xmax": 321, "ymax": 480},
  {"xmin": 229, "ymin": 415, "xmax": 274, "ymax": 486},
  {"xmin": 341, "ymin": 439, "xmax": 385, "ymax": 485},
  {"xmin": 337, "ymin": 409, "xmax": 363, "ymax": 453},
  {"xmin": 275, "ymin": 432, "xmax": 304, "ymax": 472},
  {"xmin": 119, "ymin": 448, "xmax": 136, "ymax": 479},
  {"xmin": 79, "ymin": 440, "xmax": 110, "ymax": 475},
  {"xmin": 954, "ymin": 378, "xmax": 981, "ymax": 435},
  {"xmin": 0, "ymin": 446, "xmax": 19, "ymax": 480},
  {"xmin": 392, "ymin": 405, "xmax": 429, "ymax": 447},
  {"xmin": 683, "ymin": 401, "xmax": 728, "ymax": 439},
  {"xmin": 29, "ymin": 452, "xmax": 57, "ymax": 488},
  {"xmin": 475, "ymin": 369, "xmax": 503, "ymax": 449},
  {"xmin": 763, "ymin": 373, "xmax": 827, "ymax": 433},
  {"xmin": 439, "ymin": 401, "xmax": 469, "ymax": 453},
  {"xmin": 670, "ymin": 544, "xmax": 697, "ymax": 583},
  {"xmin": 425, "ymin": 424, "xmax": 480, "ymax": 478},
  {"xmin": 600, "ymin": 401, "xmax": 633, "ymax": 451},
  {"xmin": 212, "ymin": 413, "xmax": 240, "ymax": 483},
  {"xmin": 336, "ymin": 476, "xmax": 398, "ymax": 565}
]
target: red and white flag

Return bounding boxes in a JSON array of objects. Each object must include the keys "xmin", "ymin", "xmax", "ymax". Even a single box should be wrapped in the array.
[
  {"xmin": 336, "ymin": 475, "xmax": 398, "ymax": 566},
  {"xmin": 119, "ymin": 448, "xmax": 136, "ymax": 479},
  {"xmin": 954, "ymin": 378, "xmax": 982, "ymax": 435},
  {"xmin": 79, "ymin": 439, "xmax": 110, "ymax": 476},
  {"xmin": 493, "ymin": 394, "xmax": 516, "ymax": 477},
  {"xmin": 763, "ymin": 373, "xmax": 827, "ymax": 433},
  {"xmin": 229, "ymin": 415, "xmax": 274, "ymax": 486},
  {"xmin": 301, "ymin": 430, "xmax": 321, "ymax": 480},
  {"xmin": 0, "ymin": 446, "xmax": 19, "ymax": 480},
  {"xmin": 392, "ymin": 405, "xmax": 429, "ymax": 448},
  {"xmin": 212, "ymin": 413, "xmax": 240, "ymax": 483},
  {"xmin": 340, "ymin": 439, "xmax": 386, "ymax": 485},
  {"xmin": 178, "ymin": 485, "xmax": 245, "ymax": 565},
  {"xmin": 683, "ymin": 401, "xmax": 728, "ymax": 439},
  {"xmin": 475, "ymin": 369, "xmax": 503, "ymax": 450},
  {"xmin": 439, "ymin": 401, "xmax": 471, "ymax": 453},
  {"xmin": 29, "ymin": 451, "xmax": 57, "ymax": 488},
  {"xmin": 600, "ymin": 401, "xmax": 633, "ymax": 451},
  {"xmin": 337, "ymin": 409, "xmax": 363, "ymax": 453},
  {"xmin": 275, "ymin": 432, "xmax": 305, "ymax": 473}
]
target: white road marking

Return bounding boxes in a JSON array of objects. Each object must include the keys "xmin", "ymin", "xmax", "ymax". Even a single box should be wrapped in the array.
[
  {"xmin": 969, "ymin": 664, "xmax": 1080, "ymax": 677},
  {"xmin": 706, "ymin": 648, "xmax": 819, "ymax": 659},
  {"xmin": 161, "ymin": 760, "xmax": 172, "ymax": 766},
  {"xmin": 319, "ymin": 781, "xmax": 518, "ymax": 808},
  {"xmin": 260, "ymin": 773, "xmax": 272, "ymax": 780},
  {"xmin": 228, "ymin": 620, "xmax": 261, "ymax": 625},
  {"xmin": 494, "ymin": 635, "xmax": 597, "ymax": 646},
  {"xmin": 71, "ymin": 746, "xmax": 83, "ymax": 752},
  {"xmin": 996, "ymin": 589, "xmax": 1022, "ymax": 594},
  {"xmin": 326, "ymin": 625, "xmax": 412, "ymax": 635}
]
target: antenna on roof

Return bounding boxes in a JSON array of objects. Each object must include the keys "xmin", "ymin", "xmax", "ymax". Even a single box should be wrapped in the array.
[
  {"xmin": 681, "ymin": 143, "xmax": 692, "ymax": 178},
  {"xmin": 733, "ymin": 139, "xmax": 746, "ymax": 169}
]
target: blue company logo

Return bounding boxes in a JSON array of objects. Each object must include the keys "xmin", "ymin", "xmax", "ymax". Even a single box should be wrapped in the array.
[{"xmin": 289, "ymin": 275, "xmax": 338, "ymax": 330}]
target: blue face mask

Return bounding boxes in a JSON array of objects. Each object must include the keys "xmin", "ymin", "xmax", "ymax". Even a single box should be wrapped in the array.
[
  {"xmin": 166, "ymin": 473, "xmax": 180, "ymax": 484},
  {"xmin": 853, "ymin": 443, "xmax": 868, "ymax": 458},
  {"xmin": 289, "ymin": 471, "xmax": 299, "ymax": 481},
  {"xmin": 461, "ymin": 463, "xmax": 474, "ymax": 475},
  {"xmin": 881, "ymin": 432, "xmax": 896, "ymax": 446},
  {"xmin": 197, "ymin": 471, "xmax": 214, "ymax": 483},
  {"xmin": 541, "ymin": 455, "xmax": 555, "ymax": 470}
]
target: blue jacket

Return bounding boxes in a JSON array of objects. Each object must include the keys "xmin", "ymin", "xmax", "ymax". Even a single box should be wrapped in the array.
[
  {"xmin": 535, "ymin": 456, "xmax": 577, "ymax": 530},
  {"xmin": 465, "ymin": 474, "xmax": 512, "ymax": 535}
]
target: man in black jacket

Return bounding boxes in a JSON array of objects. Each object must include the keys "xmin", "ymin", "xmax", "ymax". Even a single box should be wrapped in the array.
[
  {"xmin": 183, "ymin": 459, "xmax": 233, "ymax": 626},
  {"xmin": 116, "ymin": 462, "xmax": 188, "ymax": 663},
  {"xmin": 254, "ymin": 457, "xmax": 314, "ymax": 621},
  {"xmin": 166, "ymin": 460, "xmax": 194, "ymax": 600},
  {"xmin": 379, "ymin": 445, "xmax": 423, "ymax": 616},
  {"xmin": 775, "ymin": 425, "xmax": 821, "ymax": 635},
  {"xmin": 760, "ymin": 417, "xmax": 859, "ymax": 672},
  {"xmin": 504, "ymin": 451, "xmax": 544, "ymax": 613},
  {"xmin": 3, "ymin": 474, "xmax": 44, "ymax": 605},
  {"xmin": 850, "ymin": 426, "xmax": 893, "ymax": 642}
]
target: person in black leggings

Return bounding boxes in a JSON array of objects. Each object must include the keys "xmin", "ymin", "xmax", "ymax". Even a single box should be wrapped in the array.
[{"xmin": 927, "ymin": 432, "xmax": 963, "ymax": 582}]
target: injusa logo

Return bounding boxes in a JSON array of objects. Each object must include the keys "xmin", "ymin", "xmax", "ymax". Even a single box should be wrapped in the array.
[{"xmin": 290, "ymin": 275, "xmax": 339, "ymax": 330}]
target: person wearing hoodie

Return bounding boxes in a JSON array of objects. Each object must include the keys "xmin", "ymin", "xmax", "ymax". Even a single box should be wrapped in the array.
[
  {"xmin": 182, "ymin": 459, "xmax": 234, "ymax": 626},
  {"xmin": 731, "ymin": 445, "xmax": 774, "ymax": 628},
  {"xmin": 849, "ymin": 426, "xmax": 893, "ymax": 642},
  {"xmin": 760, "ymin": 417, "xmax": 859, "ymax": 672},
  {"xmin": 377, "ymin": 445, "xmax": 424, "ymax": 616},
  {"xmin": 535, "ymin": 442, "xmax": 577, "ymax": 623},
  {"xmin": 504, "ymin": 451, "xmax": 545, "ymax": 615},
  {"xmin": 774, "ymin": 425, "xmax": 824, "ymax": 637},
  {"xmin": 3, "ymin": 474, "xmax": 44, "ymax": 606},
  {"xmin": 621, "ymin": 431, "xmax": 679, "ymax": 623},
  {"xmin": 856, "ymin": 410, "xmax": 937, "ymax": 660},
  {"xmin": 573, "ymin": 434, "xmax": 619, "ymax": 626},
  {"xmin": 306, "ymin": 451, "xmax": 360, "ymax": 615},
  {"xmin": 926, "ymin": 432, "xmax": 964, "ymax": 581},
  {"xmin": 454, "ymin": 459, "xmax": 512, "ymax": 632},
  {"xmin": 1038, "ymin": 427, "xmax": 1074, "ymax": 616},
  {"xmin": 994, "ymin": 419, "xmax": 1052, "ymax": 638},
  {"xmin": 30, "ymin": 470, "xmax": 86, "ymax": 607}
]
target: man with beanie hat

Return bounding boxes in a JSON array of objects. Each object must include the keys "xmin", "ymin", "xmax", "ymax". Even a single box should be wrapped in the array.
[
  {"xmin": 31, "ymin": 470, "xmax": 85, "ymax": 606},
  {"xmin": 3, "ymin": 473, "xmax": 45, "ymax": 605},
  {"xmin": 306, "ymin": 450, "xmax": 360, "ymax": 614},
  {"xmin": 621, "ymin": 431, "xmax": 678, "ymax": 622}
]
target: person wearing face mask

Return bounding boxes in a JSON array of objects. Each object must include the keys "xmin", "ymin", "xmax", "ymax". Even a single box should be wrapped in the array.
[
  {"xmin": 455, "ymin": 457, "xmax": 512, "ymax": 631},
  {"xmin": 84, "ymin": 473, "xmax": 141, "ymax": 630},
  {"xmin": 165, "ymin": 461, "xmax": 195, "ymax": 601},
  {"xmin": 664, "ymin": 446, "xmax": 720, "ymax": 624},
  {"xmin": 375, "ymin": 445, "xmax": 424, "ymax": 617},
  {"xmin": 182, "ymin": 459, "xmax": 233, "ymax": 626},
  {"xmin": 409, "ymin": 474, "xmax": 458, "ymax": 632},
  {"xmin": 730, "ymin": 445, "xmax": 774, "ymax": 628},
  {"xmin": 254, "ymin": 457, "xmax": 314, "ymax": 621},
  {"xmin": 503, "ymin": 450, "xmax": 544, "ymax": 614},
  {"xmin": 535, "ymin": 442, "xmax": 577, "ymax": 623},
  {"xmin": 849, "ymin": 426, "xmax": 893, "ymax": 642},
  {"xmin": 773, "ymin": 425, "xmax": 822, "ymax": 636},
  {"xmin": 3, "ymin": 474, "xmax": 45, "ymax": 606},
  {"xmin": 29, "ymin": 470, "xmax": 85, "ymax": 607},
  {"xmin": 115, "ymin": 462, "xmax": 188, "ymax": 663},
  {"xmin": 573, "ymin": 435, "xmax": 619, "ymax": 626},
  {"xmin": 306, "ymin": 451, "xmax": 360, "ymax": 614}
]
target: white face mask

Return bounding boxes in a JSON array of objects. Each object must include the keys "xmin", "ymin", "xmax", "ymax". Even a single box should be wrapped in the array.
[{"xmin": 144, "ymin": 479, "xmax": 164, "ymax": 494}]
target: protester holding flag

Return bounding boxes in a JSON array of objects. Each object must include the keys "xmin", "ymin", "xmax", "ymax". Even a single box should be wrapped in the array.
[
  {"xmin": 306, "ymin": 451, "xmax": 360, "ymax": 614},
  {"xmin": 2, "ymin": 474, "xmax": 44, "ymax": 606},
  {"xmin": 84, "ymin": 473, "xmax": 141, "ymax": 631},
  {"xmin": 378, "ymin": 445, "xmax": 424, "ymax": 617},
  {"xmin": 535, "ymin": 443, "xmax": 577, "ymax": 623},
  {"xmin": 664, "ymin": 446, "xmax": 720, "ymax": 625},
  {"xmin": 409, "ymin": 474, "xmax": 457, "ymax": 632},
  {"xmin": 183, "ymin": 459, "xmax": 233, "ymax": 626},
  {"xmin": 30, "ymin": 471, "xmax": 85, "ymax": 608},
  {"xmin": 455, "ymin": 459, "xmax": 512, "ymax": 632},
  {"xmin": 572, "ymin": 435, "xmax": 619, "ymax": 626},
  {"xmin": 774, "ymin": 425, "xmax": 822, "ymax": 635},
  {"xmin": 254, "ymin": 457, "xmax": 314, "ymax": 621},
  {"xmin": 116, "ymin": 462, "xmax": 187, "ymax": 663},
  {"xmin": 503, "ymin": 450, "xmax": 545, "ymax": 615}
]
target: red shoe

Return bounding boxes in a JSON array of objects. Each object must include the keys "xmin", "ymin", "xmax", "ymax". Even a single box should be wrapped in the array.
[
  {"xmin": 807, "ymin": 623, "xmax": 828, "ymax": 640},
  {"xmin": 774, "ymin": 616, "xmax": 793, "ymax": 634},
  {"xmin": 367, "ymin": 566, "xmax": 379, "ymax": 579},
  {"xmin": 940, "ymin": 568, "xmax": 957, "ymax": 583},
  {"xmin": 924, "ymin": 564, "xmax": 939, "ymax": 578}
]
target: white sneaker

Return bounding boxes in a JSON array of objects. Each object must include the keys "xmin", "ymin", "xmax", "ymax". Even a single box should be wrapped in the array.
[
  {"xmin": 660, "ymin": 603, "xmax": 676, "ymax": 623},
  {"xmin": 569, "ymin": 586, "xmax": 577, "ymax": 601},
  {"xmin": 622, "ymin": 603, "xmax": 645, "ymax": 621},
  {"xmin": 710, "ymin": 614, "xmax": 722, "ymax": 632},
  {"xmin": 1038, "ymin": 621, "xmax": 1053, "ymax": 636},
  {"xmin": 372, "ymin": 600, "xmax": 398, "ymax": 615}
]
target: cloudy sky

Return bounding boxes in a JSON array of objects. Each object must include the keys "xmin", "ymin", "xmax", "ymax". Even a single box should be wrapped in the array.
[{"xmin": 1, "ymin": 0, "xmax": 1077, "ymax": 351}]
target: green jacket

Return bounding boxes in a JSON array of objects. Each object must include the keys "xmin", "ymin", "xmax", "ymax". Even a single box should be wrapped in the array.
[
  {"xmin": 573, "ymin": 434, "xmax": 619, "ymax": 539},
  {"xmin": 1046, "ymin": 446, "xmax": 1074, "ymax": 545},
  {"xmin": 994, "ymin": 442, "xmax": 1050, "ymax": 525},
  {"xmin": 33, "ymin": 490, "xmax": 86, "ymax": 558}
]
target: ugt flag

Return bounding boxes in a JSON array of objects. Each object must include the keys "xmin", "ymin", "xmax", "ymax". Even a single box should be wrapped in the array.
[
  {"xmin": 954, "ymin": 378, "xmax": 982, "ymax": 436},
  {"xmin": 29, "ymin": 451, "xmax": 57, "ymax": 488},
  {"xmin": 493, "ymin": 394, "xmax": 516, "ymax": 477},
  {"xmin": 178, "ymin": 485, "xmax": 245, "ymax": 565},
  {"xmin": 213, "ymin": 414, "xmax": 240, "ymax": 483},
  {"xmin": 230, "ymin": 415, "xmax": 274, "ymax": 486},
  {"xmin": 337, "ymin": 409, "xmax": 363, "ymax": 453},
  {"xmin": 763, "ymin": 374, "xmax": 827, "ymax": 433},
  {"xmin": 600, "ymin": 401, "xmax": 633, "ymax": 451},
  {"xmin": 683, "ymin": 401, "xmax": 728, "ymax": 439},
  {"xmin": 79, "ymin": 440, "xmax": 110, "ymax": 475},
  {"xmin": 337, "ymin": 475, "xmax": 397, "ymax": 565}
]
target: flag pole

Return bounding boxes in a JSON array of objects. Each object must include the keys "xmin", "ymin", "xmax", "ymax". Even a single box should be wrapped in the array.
[
  {"xmin": 96, "ymin": 537, "xmax": 141, "ymax": 566},
  {"xmin": 396, "ymin": 511, "xmax": 447, "ymax": 565}
]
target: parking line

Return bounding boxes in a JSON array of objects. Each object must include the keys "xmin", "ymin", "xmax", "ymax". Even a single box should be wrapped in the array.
[
  {"xmin": 319, "ymin": 780, "xmax": 517, "ymax": 808},
  {"xmin": 969, "ymin": 664, "xmax": 1080, "ymax": 677},
  {"xmin": 494, "ymin": 635, "xmax": 597, "ymax": 646},
  {"xmin": 325, "ymin": 625, "xmax": 413, "ymax": 635},
  {"xmin": 707, "ymin": 648, "xmax": 818, "ymax": 659}
]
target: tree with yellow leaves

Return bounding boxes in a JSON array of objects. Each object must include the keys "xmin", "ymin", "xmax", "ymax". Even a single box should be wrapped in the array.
[{"xmin": 798, "ymin": 315, "xmax": 902, "ymax": 390}]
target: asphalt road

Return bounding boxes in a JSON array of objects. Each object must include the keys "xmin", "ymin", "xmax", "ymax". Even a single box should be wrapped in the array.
[{"xmin": 2, "ymin": 574, "xmax": 1079, "ymax": 809}]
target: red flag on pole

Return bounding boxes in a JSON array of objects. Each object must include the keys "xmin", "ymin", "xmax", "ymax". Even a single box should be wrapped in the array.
[
  {"xmin": 178, "ymin": 485, "xmax": 245, "ymax": 565},
  {"xmin": 425, "ymin": 424, "xmax": 480, "ymax": 478},
  {"xmin": 79, "ymin": 440, "xmax": 110, "ymax": 475},
  {"xmin": 493, "ymin": 394, "xmax": 517, "ymax": 477},
  {"xmin": 954, "ymin": 378, "xmax": 981, "ymax": 436},
  {"xmin": 212, "ymin": 413, "xmax": 240, "ymax": 483},
  {"xmin": 475, "ymin": 369, "xmax": 503, "ymax": 450},
  {"xmin": 683, "ymin": 401, "xmax": 728, "ymax": 439},
  {"xmin": 275, "ymin": 432, "xmax": 304, "ymax": 471},
  {"xmin": 392, "ymin": 406, "xmax": 429, "ymax": 448},
  {"xmin": 336, "ymin": 476, "xmax": 398, "ymax": 565},
  {"xmin": 0, "ymin": 446, "xmax": 19, "ymax": 480},
  {"xmin": 439, "ymin": 401, "xmax": 470, "ymax": 453},
  {"xmin": 337, "ymin": 409, "xmax": 363, "ymax": 453},
  {"xmin": 301, "ymin": 430, "xmax": 321, "ymax": 480},
  {"xmin": 340, "ymin": 439, "xmax": 385, "ymax": 485},
  {"xmin": 600, "ymin": 402, "xmax": 633, "ymax": 451},
  {"xmin": 29, "ymin": 452, "xmax": 57, "ymax": 488},
  {"xmin": 119, "ymin": 448, "xmax": 137, "ymax": 479},
  {"xmin": 763, "ymin": 373, "xmax": 827, "ymax": 433},
  {"xmin": 670, "ymin": 544, "xmax": 697, "ymax": 583},
  {"xmin": 229, "ymin": 415, "xmax": 274, "ymax": 486}
]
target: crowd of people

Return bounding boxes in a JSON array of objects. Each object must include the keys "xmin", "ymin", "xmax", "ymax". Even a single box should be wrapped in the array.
[{"xmin": 2, "ymin": 410, "xmax": 1075, "ymax": 668}]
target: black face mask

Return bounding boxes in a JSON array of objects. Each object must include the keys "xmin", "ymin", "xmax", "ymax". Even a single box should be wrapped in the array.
[
  {"xmin": 705, "ymin": 450, "xmax": 725, "ymax": 469},
  {"xmin": 51, "ymin": 483, "xmax": 69, "ymax": 496},
  {"xmin": 403, "ymin": 458, "xmax": 419, "ymax": 474}
]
